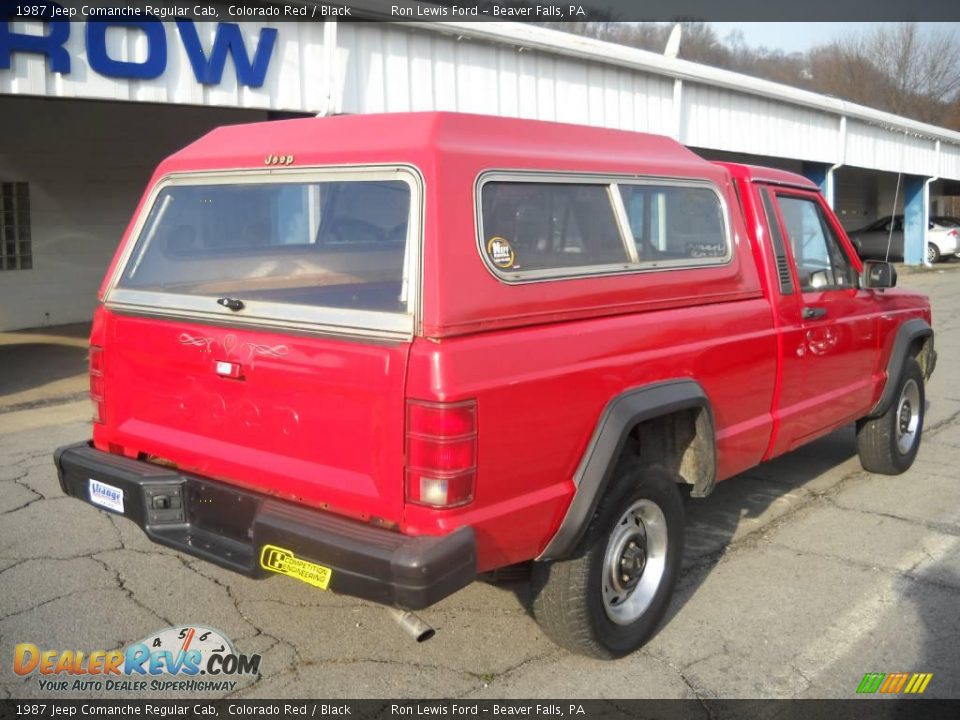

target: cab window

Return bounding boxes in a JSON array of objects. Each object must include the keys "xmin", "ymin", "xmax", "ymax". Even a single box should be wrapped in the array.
[{"xmin": 776, "ymin": 195, "xmax": 857, "ymax": 291}]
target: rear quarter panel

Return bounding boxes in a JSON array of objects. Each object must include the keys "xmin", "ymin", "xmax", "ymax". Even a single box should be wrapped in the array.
[
  {"xmin": 409, "ymin": 159, "xmax": 779, "ymax": 569},
  {"xmin": 404, "ymin": 300, "xmax": 778, "ymax": 570}
]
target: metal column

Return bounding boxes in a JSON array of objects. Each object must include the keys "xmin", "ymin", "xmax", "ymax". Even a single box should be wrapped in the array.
[{"xmin": 903, "ymin": 176, "xmax": 926, "ymax": 266}]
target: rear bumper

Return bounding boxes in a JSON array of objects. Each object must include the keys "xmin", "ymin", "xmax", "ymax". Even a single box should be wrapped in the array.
[{"xmin": 54, "ymin": 442, "xmax": 476, "ymax": 610}]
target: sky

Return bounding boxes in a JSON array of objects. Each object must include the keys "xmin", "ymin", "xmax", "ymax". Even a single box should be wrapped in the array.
[{"xmin": 710, "ymin": 22, "xmax": 960, "ymax": 53}]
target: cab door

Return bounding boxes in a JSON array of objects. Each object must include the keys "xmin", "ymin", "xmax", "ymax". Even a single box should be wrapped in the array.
[{"xmin": 764, "ymin": 187, "xmax": 879, "ymax": 454}]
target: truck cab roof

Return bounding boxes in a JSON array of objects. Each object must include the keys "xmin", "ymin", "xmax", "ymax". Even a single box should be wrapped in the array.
[{"xmin": 713, "ymin": 161, "xmax": 819, "ymax": 191}]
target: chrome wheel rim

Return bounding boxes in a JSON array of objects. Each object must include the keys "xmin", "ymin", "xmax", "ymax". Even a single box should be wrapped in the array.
[
  {"xmin": 896, "ymin": 378, "xmax": 921, "ymax": 455},
  {"xmin": 601, "ymin": 499, "xmax": 668, "ymax": 625},
  {"xmin": 927, "ymin": 245, "xmax": 937, "ymax": 263}
]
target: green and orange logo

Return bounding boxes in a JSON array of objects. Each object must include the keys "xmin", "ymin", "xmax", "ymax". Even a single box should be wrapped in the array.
[{"xmin": 857, "ymin": 672, "xmax": 933, "ymax": 695}]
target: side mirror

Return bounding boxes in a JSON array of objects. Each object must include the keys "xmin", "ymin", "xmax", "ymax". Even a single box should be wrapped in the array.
[
  {"xmin": 809, "ymin": 269, "xmax": 831, "ymax": 289},
  {"xmin": 862, "ymin": 260, "xmax": 897, "ymax": 289}
]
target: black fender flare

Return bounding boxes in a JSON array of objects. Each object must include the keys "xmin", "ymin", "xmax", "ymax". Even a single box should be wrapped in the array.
[
  {"xmin": 868, "ymin": 318, "xmax": 934, "ymax": 418},
  {"xmin": 538, "ymin": 379, "xmax": 716, "ymax": 561}
]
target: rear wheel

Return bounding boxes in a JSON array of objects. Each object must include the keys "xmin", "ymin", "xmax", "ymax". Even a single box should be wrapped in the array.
[
  {"xmin": 531, "ymin": 464, "xmax": 684, "ymax": 659},
  {"xmin": 927, "ymin": 242, "xmax": 941, "ymax": 264},
  {"xmin": 857, "ymin": 357, "xmax": 925, "ymax": 474}
]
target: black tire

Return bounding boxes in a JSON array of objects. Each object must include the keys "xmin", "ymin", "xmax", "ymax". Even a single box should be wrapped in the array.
[
  {"xmin": 857, "ymin": 357, "xmax": 925, "ymax": 474},
  {"xmin": 928, "ymin": 243, "xmax": 942, "ymax": 264},
  {"xmin": 530, "ymin": 464, "xmax": 685, "ymax": 659}
]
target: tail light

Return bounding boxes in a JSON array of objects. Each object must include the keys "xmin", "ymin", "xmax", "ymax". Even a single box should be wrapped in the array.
[
  {"xmin": 949, "ymin": 229, "xmax": 959, "ymax": 238},
  {"xmin": 89, "ymin": 345, "xmax": 105, "ymax": 424},
  {"xmin": 405, "ymin": 399, "xmax": 477, "ymax": 508}
]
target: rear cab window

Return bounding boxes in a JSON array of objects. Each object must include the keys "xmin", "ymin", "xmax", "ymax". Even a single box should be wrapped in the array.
[
  {"xmin": 477, "ymin": 173, "xmax": 731, "ymax": 282},
  {"xmin": 107, "ymin": 166, "xmax": 422, "ymax": 338}
]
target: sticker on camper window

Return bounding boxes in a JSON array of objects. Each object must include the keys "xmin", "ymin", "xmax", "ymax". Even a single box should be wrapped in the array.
[{"xmin": 487, "ymin": 236, "xmax": 516, "ymax": 269}]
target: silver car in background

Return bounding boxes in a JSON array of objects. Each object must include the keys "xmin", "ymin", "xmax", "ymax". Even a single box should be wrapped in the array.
[{"xmin": 850, "ymin": 215, "xmax": 960, "ymax": 263}]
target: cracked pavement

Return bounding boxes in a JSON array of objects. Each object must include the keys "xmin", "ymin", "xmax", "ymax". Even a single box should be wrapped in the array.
[{"xmin": 2, "ymin": 269, "xmax": 960, "ymax": 700}]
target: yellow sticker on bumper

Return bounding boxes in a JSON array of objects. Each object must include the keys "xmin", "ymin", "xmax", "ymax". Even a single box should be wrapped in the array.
[{"xmin": 260, "ymin": 544, "xmax": 332, "ymax": 590}]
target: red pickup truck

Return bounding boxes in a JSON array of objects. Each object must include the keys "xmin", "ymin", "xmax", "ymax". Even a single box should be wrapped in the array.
[{"xmin": 54, "ymin": 112, "xmax": 936, "ymax": 659}]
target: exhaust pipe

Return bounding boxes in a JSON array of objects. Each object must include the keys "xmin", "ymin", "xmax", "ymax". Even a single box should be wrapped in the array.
[{"xmin": 389, "ymin": 608, "xmax": 435, "ymax": 642}]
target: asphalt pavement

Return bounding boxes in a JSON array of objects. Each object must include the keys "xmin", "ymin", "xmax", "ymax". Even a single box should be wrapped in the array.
[{"xmin": 1, "ymin": 268, "xmax": 959, "ymax": 700}]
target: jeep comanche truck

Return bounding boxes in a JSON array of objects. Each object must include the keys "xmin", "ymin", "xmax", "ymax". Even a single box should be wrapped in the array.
[{"xmin": 54, "ymin": 112, "xmax": 936, "ymax": 658}]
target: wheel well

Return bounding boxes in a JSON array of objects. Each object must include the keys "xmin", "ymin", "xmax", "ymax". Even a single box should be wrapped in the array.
[
  {"xmin": 624, "ymin": 407, "xmax": 716, "ymax": 498},
  {"xmin": 909, "ymin": 335, "xmax": 934, "ymax": 377}
]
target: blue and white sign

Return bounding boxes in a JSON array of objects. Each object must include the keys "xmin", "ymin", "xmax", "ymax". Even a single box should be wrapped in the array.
[
  {"xmin": 0, "ymin": 5, "xmax": 331, "ymax": 113},
  {"xmin": 0, "ymin": 18, "xmax": 277, "ymax": 87}
]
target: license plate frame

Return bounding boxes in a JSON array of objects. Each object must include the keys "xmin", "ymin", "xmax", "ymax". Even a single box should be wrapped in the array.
[{"xmin": 88, "ymin": 478, "xmax": 125, "ymax": 514}]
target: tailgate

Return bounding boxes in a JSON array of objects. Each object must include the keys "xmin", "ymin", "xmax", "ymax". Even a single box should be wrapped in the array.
[{"xmin": 99, "ymin": 313, "xmax": 410, "ymax": 524}]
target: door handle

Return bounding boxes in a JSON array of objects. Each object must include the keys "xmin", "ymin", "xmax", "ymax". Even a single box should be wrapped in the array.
[{"xmin": 802, "ymin": 306, "xmax": 828, "ymax": 320}]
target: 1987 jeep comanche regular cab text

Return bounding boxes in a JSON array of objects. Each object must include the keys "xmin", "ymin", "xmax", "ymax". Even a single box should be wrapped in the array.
[{"xmin": 54, "ymin": 113, "xmax": 936, "ymax": 658}]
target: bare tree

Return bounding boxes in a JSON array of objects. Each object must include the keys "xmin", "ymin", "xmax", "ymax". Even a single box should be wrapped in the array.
[
  {"xmin": 538, "ymin": 21, "xmax": 960, "ymax": 130},
  {"xmin": 806, "ymin": 39, "xmax": 890, "ymax": 108},
  {"xmin": 804, "ymin": 24, "xmax": 960, "ymax": 125},
  {"xmin": 867, "ymin": 23, "xmax": 960, "ymax": 120}
]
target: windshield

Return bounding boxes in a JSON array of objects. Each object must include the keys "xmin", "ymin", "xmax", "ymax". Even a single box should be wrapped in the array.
[{"xmin": 116, "ymin": 177, "xmax": 414, "ymax": 314}]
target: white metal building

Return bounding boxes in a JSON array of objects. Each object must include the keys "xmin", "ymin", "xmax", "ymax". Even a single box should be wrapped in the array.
[{"xmin": 3, "ymin": 14, "xmax": 960, "ymax": 331}]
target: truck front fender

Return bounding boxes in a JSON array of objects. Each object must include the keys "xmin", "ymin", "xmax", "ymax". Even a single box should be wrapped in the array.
[
  {"xmin": 538, "ymin": 379, "xmax": 715, "ymax": 561},
  {"xmin": 869, "ymin": 318, "xmax": 934, "ymax": 418}
]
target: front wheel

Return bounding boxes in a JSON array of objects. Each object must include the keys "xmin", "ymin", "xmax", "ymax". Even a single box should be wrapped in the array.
[
  {"xmin": 857, "ymin": 357, "xmax": 925, "ymax": 474},
  {"xmin": 531, "ymin": 465, "xmax": 685, "ymax": 659}
]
